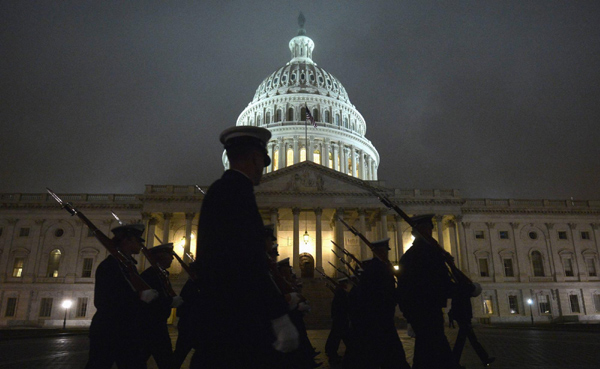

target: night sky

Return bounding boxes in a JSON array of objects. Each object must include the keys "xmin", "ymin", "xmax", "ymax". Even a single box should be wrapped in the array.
[{"xmin": 1, "ymin": 1, "xmax": 599, "ymax": 200}]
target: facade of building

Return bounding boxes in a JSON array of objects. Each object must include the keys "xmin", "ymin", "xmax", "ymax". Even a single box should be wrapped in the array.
[{"xmin": 1, "ymin": 21, "xmax": 600, "ymax": 328}]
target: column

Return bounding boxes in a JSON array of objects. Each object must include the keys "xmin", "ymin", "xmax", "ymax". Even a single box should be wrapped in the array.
[
  {"xmin": 511, "ymin": 222, "xmax": 527, "ymax": 282},
  {"xmin": 435, "ymin": 215, "xmax": 445, "ymax": 249},
  {"xmin": 372, "ymin": 160, "xmax": 378, "ymax": 180},
  {"xmin": 315, "ymin": 208, "xmax": 323, "ymax": 272},
  {"xmin": 270, "ymin": 208, "xmax": 279, "ymax": 238},
  {"xmin": 341, "ymin": 146, "xmax": 347, "ymax": 174},
  {"xmin": 334, "ymin": 208, "xmax": 346, "ymax": 274},
  {"xmin": 569, "ymin": 223, "xmax": 587, "ymax": 282},
  {"xmin": 395, "ymin": 215, "xmax": 404, "ymax": 261},
  {"xmin": 544, "ymin": 223, "xmax": 561, "ymax": 282},
  {"xmin": 0, "ymin": 219, "xmax": 18, "ymax": 282},
  {"xmin": 380, "ymin": 210, "xmax": 388, "ymax": 241},
  {"xmin": 358, "ymin": 151, "xmax": 364, "ymax": 179},
  {"xmin": 278, "ymin": 138, "xmax": 285, "ymax": 169},
  {"xmin": 292, "ymin": 208, "xmax": 300, "ymax": 270},
  {"xmin": 323, "ymin": 139, "xmax": 330, "ymax": 168},
  {"xmin": 162, "ymin": 213, "xmax": 172, "ymax": 244},
  {"xmin": 184, "ymin": 213, "xmax": 195, "ymax": 263},
  {"xmin": 456, "ymin": 216, "xmax": 470, "ymax": 274},
  {"xmin": 358, "ymin": 209, "xmax": 368, "ymax": 260},
  {"xmin": 268, "ymin": 143, "xmax": 275, "ymax": 173},
  {"xmin": 308, "ymin": 137, "xmax": 314, "ymax": 162},
  {"xmin": 293, "ymin": 136, "xmax": 300, "ymax": 164},
  {"xmin": 350, "ymin": 146, "xmax": 356, "ymax": 177},
  {"xmin": 332, "ymin": 143, "xmax": 339, "ymax": 171},
  {"xmin": 366, "ymin": 156, "xmax": 372, "ymax": 180},
  {"xmin": 27, "ymin": 219, "xmax": 45, "ymax": 281},
  {"xmin": 142, "ymin": 213, "xmax": 157, "ymax": 248},
  {"xmin": 486, "ymin": 222, "xmax": 500, "ymax": 282}
]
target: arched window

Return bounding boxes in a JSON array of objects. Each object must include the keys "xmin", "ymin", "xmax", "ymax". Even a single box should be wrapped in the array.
[
  {"xmin": 266, "ymin": 112, "xmax": 271, "ymax": 124},
  {"xmin": 313, "ymin": 149, "xmax": 321, "ymax": 164},
  {"xmin": 324, "ymin": 111, "xmax": 330, "ymax": 123},
  {"xmin": 286, "ymin": 148, "xmax": 294, "ymax": 167},
  {"xmin": 273, "ymin": 149, "xmax": 279, "ymax": 170},
  {"xmin": 312, "ymin": 109, "xmax": 319, "ymax": 122},
  {"xmin": 301, "ymin": 107, "xmax": 307, "ymax": 121},
  {"xmin": 47, "ymin": 249, "xmax": 61, "ymax": 278},
  {"xmin": 335, "ymin": 114, "xmax": 340, "ymax": 126},
  {"xmin": 288, "ymin": 108, "xmax": 294, "ymax": 121},
  {"xmin": 532, "ymin": 251, "xmax": 545, "ymax": 277},
  {"xmin": 328, "ymin": 152, "xmax": 333, "ymax": 169},
  {"xmin": 343, "ymin": 117, "xmax": 348, "ymax": 128},
  {"xmin": 276, "ymin": 110, "xmax": 282, "ymax": 122},
  {"xmin": 256, "ymin": 115, "xmax": 261, "ymax": 126},
  {"xmin": 300, "ymin": 147, "xmax": 307, "ymax": 162}
]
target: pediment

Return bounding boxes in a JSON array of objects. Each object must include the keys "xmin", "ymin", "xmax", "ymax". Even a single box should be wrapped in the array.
[{"xmin": 257, "ymin": 161, "xmax": 376, "ymax": 196}]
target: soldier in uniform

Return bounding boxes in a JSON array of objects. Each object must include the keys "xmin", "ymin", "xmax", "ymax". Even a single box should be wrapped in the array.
[
  {"xmin": 397, "ymin": 214, "xmax": 461, "ymax": 369},
  {"xmin": 140, "ymin": 243, "xmax": 183, "ymax": 369},
  {"xmin": 325, "ymin": 277, "xmax": 350, "ymax": 365},
  {"xmin": 347, "ymin": 238, "xmax": 411, "ymax": 369},
  {"xmin": 86, "ymin": 224, "xmax": 159, "ymax": 369},
  {"xmin": 172, "ymin": 265, "xmax": 201, "ymax": 369},
  {"xmin": 190, "ymin": 126, "xmax": 299, "ymax": 369}
]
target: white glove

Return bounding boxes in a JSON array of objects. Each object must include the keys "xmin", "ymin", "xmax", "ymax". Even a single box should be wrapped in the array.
[
  {"xmin": 271, "ymin": 314, "xmax": 299, "ymax": 353},
  {"xmin": 286, "ymin": 292, "xmax": 301, "ymax": 310},
  {"xmin": 140, "ymin": 289, "xmax": 159, "ymax": 303},
  {"xmin": 297, "ymin": 301, "xmax": 311, "ymax": 313},
  {"xmin": 171, "ymin": 296, "xmax": 184, "ymax": 308}
]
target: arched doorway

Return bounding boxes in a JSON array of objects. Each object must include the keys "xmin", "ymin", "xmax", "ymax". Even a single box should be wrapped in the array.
[{"xmin": 299, "ymin": 253, "xmax": 315, "ymax": 278}]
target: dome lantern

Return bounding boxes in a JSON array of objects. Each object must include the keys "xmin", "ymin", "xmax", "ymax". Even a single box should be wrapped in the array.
[{"xmin": 289, "ymin": 12, "xmax": 315, "ymax": 65}]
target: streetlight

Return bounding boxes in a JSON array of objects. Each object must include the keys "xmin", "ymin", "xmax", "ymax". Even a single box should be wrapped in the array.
[
  {"xmin": 62, "ymin": 299, "xmax": 72, "ymax": 329},
  {"xmin": 527, "ymin": 298, "xmax": 534, "ymax": 325}
]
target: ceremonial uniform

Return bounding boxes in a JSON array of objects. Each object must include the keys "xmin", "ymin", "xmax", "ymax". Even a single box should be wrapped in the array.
[
  {"xmin": 325, "ymin": 279, "xmax": 349, "ymax": 364},
  {"xmin": 397, "ymin": 215, "xmax": 459, "ymax": 369},
  {"xmin": 190, "ymin": 126, "xmax": 296, "ymax": 369}
]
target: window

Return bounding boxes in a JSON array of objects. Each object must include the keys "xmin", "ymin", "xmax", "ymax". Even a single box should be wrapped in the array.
[
  {"xmin": 82, "ymin": 258, "xmax": 94, "ymax": 278},
  {"xmin": 12, "ymin": 258, "xmax": 24, "ymax": 278},
  {"xmin": 286, "ymin": 148, "xmax": 294, "ymax": 167},
  {"xmin": 312, "ymin": 109, "xmax": 319, "ymax": 121},
  {"xmin": 594, "ymin": 294, "xmax": 600, "ymax": 312},
  {"xmin": 276, "ymin": 109, "xmax": 282, "ymax": 122},
  {"xmin": 558, "ymin": 231, "xmax": 568, "ymax": 240},
  {"xmin": 76, "ymin": 298, "xmax": 88, "ymax": 317},
  {"xmin": 503, "ymin": 258, "xmax": 514, "ymax": 277},
  {"xmin": 313, "ymin": 150, "xmax": 321, "ymax": 165},
  {"xmin": 343, "ymin": 117, "xmax": 348, "ymax": 128},
  {"xmin": 47, "ymin": 249, "xmax": 62, "ymax": 278},
  {"xmin": 265, "ymin": 112, "xmax": 271, "ymax": 124},
  {"xmin": 569, "ymin": 295, "xmax": 580, "ymax": 313},
  {"xmin": 508, "ymin": 295, "xmax": 519, "ymax": 314},
  {"xmin": 564, "ymin": 258, "xmax": 574, "ymax": 277},
  {"xmin": 19, "ymin": 228, "xmax": 30, "ymax": 237},
  {"xmin": 335, "ymin": 114, "xmax": 340, "ymax": 126},
  {"xmin": 483, "ymin": 297, "xmax": 494, "ymax": 314},
  {"xmin": 300, "ymin": 107, "xmax": 307, "ymax": 121},
  {"xmin": 300, "ymin": 147, "xmax": 306, "ymax": 162},
  {"xmin": 478, "ymin": 258, "xmax": 489, "ymax": 277},
  {"xmin": 587, "ymin": 258, "xmax": 597, "ymax": 277},
  {"xmin": 39, "ymin": 298, "xmax": 53, "ymax": 317},
  {"xmin": 532, "ymin": 251, "xmax": 545, "ymax": 277},
  {"xmin": 499, "ymin": 231, "xmax": 509, "ymax": 239},
  {"xmin": 581, "ymin": 231, "xmax": 590, "ymax": 240},
  {"xmin": 528, "ymin": 231, "xmax": 538, "ymax": 240},
  {"xmin": 324, "ymin": 111, "xmax": 330, "ymax": 123},
  {"xmin": 287, "ymin": 108, "xmax": 294, "ymax": 121},
  {"xmin": 539, "ymin": 295, "xmax": 551, "ymax": 314},
  {"xmin": 328, "ymin": 153, "xmax": 333, "ymax": 169},
  {"xmin": 5, "ymin": 298, "xmax": 17, "ymax": 317},
  {"xmin": 475, "ymin": 231, "xmax": 485, "ymax": 239},
  {"xmin": 54, "ymin": 228, "xmax": 64, "ymax": 237},
  {"xmin": 273, "ymin": 150, "xmax": 279, "ymax": 170}
]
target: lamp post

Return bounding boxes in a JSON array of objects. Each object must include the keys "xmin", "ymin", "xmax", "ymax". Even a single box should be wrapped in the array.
[
  {"xmin": 62, "ymin": 299, "xmax": 72, "ymax": 329},
  {"xmin": 527, "ymin": 298, "xmax": 534, "ymax": 325}
]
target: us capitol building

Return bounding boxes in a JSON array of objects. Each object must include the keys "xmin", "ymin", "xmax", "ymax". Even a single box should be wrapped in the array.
[{"xmin": 1, "ymin": 19, "xmax": 599, "ymax": 328}]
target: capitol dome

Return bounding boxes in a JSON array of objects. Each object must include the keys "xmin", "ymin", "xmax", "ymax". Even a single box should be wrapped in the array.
[{"xmin": 223, "ymin": 14, "xmax": 379, "ymax": 180}]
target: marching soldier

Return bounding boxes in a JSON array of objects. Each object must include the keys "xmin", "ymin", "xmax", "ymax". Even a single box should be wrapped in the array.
[
  {"xmin": 140, "ymin": 243, "xmax": 183, "ymax": 369},
  {"xmin": 397, "ymin": 214, "xmax": 461, "ymax": 369},
  {"xmin": 325, "ymin": 278, "xmax": 350, "ymax": 365},
  {"xmin": 172, "ymin": 265, "xmax": 201, "ymax": 369},
  {"xmin": 86, "ymin": 224, "xmax": 158, "ymax": 369},
  {"xmin": 190, "ymin": 126, "xmax": 298, "ymax": 369}
]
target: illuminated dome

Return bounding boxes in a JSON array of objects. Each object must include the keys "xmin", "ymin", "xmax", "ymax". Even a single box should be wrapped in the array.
[{"xmin": 224, "ymin": 14, "xmax": 380, "ymax": 180}]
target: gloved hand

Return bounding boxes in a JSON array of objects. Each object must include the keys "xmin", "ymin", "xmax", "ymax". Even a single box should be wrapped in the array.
[
  {"xmin": 286, "ymin": 292, "xmax": 301, "ymax": 310},
  {"xmin": 297, "ymin": 301, "xmax": 311, "ymax": 313},
  {"xmin": 271, "ymin": 314, "xmax": 299, "ymax": 353},
  {"xmin": 171, "ymin": 296, "xmax": 184, "ymax": 308},
  {"xmin": 140, "ymin": 289, "xmax": 159, "ymax": 303}
]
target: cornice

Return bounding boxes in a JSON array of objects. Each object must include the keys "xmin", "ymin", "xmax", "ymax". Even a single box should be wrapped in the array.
[{"xmin": 461, "ymin": 207, "xmax": 600, "ymax": 215}]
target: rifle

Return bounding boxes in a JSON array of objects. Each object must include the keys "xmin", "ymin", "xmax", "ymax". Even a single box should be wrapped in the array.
[
  {"xmin": 331, "ymin": 240, "xmax": 363, "ymax": 269},
  {"xmin": 327, "ymin": 262, "xmax": 357, "ymax": 285},
  {"xmin": 331, "ymin": 249, "xmax": 360, "ymax": 277},
  {"xmin": 325, "ymin": 283, "xmax": 336, "ymax": 293},
  {"xmin": 151, "ymin": 233, "xmax": 198, "ymax": 283},
  {"xmin": 366, "ymin": 186, "xmax": 473, "ymax": 287},
  {"xmin": 111, "ymin": 211, "xmax": 177, "ymax": 297},
  {"xmin": 316, "ymin": 268, "xmax": 340, "ymax": 287},
  {"xmin": 338, "ymin": 217, "xmax": 374, "ymax": 251},
  {"xmin": 194, "ymin": 184, "xmax": 206, "ymax": 195},
  {"xmin": 47, "ymin": 188, "xmax": 152, "ymax": 294}
]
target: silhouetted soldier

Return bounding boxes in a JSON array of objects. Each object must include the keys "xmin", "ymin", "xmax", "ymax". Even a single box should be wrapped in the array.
[
  {"xmin": 140, "ymin": 243, "xmax": 183, "ymax": 369},
  {"xmin": 86, "ymin": 224, "xmax": 158, "ymax": 369},
  {"xmin": 172, "ymin": 271, "xmax": 200, "ymax": 369},
  {"xmin": 449, "ymin": 282, "xmax": 495, "ymax": 367},
  {"xmin": 397, "ymin": 214, "xmax": 461, "ymax": 369},
  {"xmin": 190, "ymin": 126, "xmax": 298, "ymax": 369},
  {"xmin": 325, "ymin": 278, "xmax": 350, "ymax": 365}
]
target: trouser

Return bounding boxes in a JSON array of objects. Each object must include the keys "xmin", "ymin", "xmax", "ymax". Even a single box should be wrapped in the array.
[
  {"xmin": 86, "ymin": 332, "xmax": 146, "ymax": 369},
  {"xmin": 141, "ymin": 324, "xmax": 173, "ymax": 369},
  {"xmin": 172, "ymin": 327, "xmax": 196, "ymax": 369},
  {"xmin": 325, "ymin": 320, "xmax": 348, "ymax": 358},
  {"xmin": 453, "ymin": 320, "xmax": 490, "ymax": 365},
  {"xmin": 407, "ymin": 309, "xmax": 461, "ymax": 369}
]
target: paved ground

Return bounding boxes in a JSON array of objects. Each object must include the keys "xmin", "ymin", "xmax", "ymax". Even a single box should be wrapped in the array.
[{"xmin": 1, "ymin": 325, "xmax": 599, "ymax": 368}]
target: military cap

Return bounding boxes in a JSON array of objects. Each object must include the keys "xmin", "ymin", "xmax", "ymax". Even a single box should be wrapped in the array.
[
  {"xmin": 148, "ymin": 243, "xmax": 174, "ymax": 255},
  {"xmin": 220, "ymin": 126, "xmax": 272, "ymax": 167},
  {"xmin": 264, "ymin": 224, "xmax": 277, "ymax": 241},
  {"xmin": 371, "ymin": 237, "xmax": 391, "ymax": 250},
  {"xmin": 410, "ymin": 214, "xmax": 435, "ymax": 227},
  {"xmin": 111, "ymin": 224, "xmax": 145, "ymax": 241}
]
